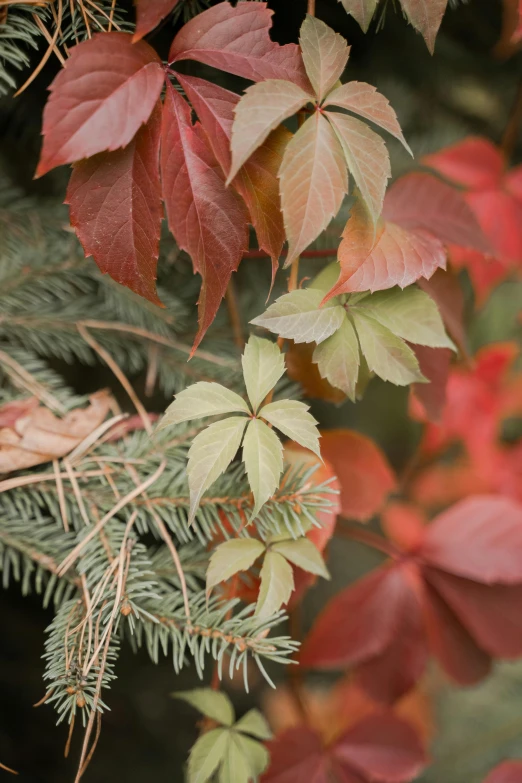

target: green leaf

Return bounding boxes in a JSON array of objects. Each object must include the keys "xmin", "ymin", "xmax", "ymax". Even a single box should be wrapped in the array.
[
  {"xmin": 218, "ymin": 734, "xmax": 250, "ymax": 783},
  {"xmin": 356, "ymin": 287, "xmax": 456, "ymax": 350},
  {"xmin": 313, "ymin": 317, "xmax": 360, "ymax": 401},
  {"xmin": 243, "ymin": 419, "xmax": 284, "ymax": 519},
  {"xmin": 272, "ymin": 538, "xmax": 330, "ymax": 579},
  {"xmin": 241, "ymin": 335, "xmax": 285, "ymax": 413},
  {"xmin": 299, "ymin": 15, "xmax": 350, "ymax": 101},
  {"xmin": 158, "ymin": 381, "xmax": 249, "ymax": 429},
  {"xmin": 308, "ymin": 261, "xmax": 343, "ymax": 294},
  {"xmin": 251, "ymin": 289, "xmax": 345, "ymax": 344},
  {"xmin": 327, "ymin": 110, "xmax": 391, "ymax": 224},
  {"xmin": 188, "ymin": 728, "xmax": 229, "ymax": 783},
  {"xmin": 234, "ymin": 733, "xmax": 271, "ymax": 778},
  {"xmin": 228, "ymin": 79, "xmax": 311, "ymax": 184},
  {"xmin": 206, "ymin": 539, "xmax": 265, "ymax": 591},
  {"xmin": 173, "ymin": 689, "xmax": 235, "ymax": 726},
  {"xmin": 259, "ymin": 399, "xmax": 321, "ymax": 458},
  {"xmin": 255, "ymin": 550, "xmax": 294, "ymax": 619},
  {"xmin": 188, "ymin": 417, "xmax": 248, "ymax": 522},
  {"xmin": 339, "ymin": 0, "xmax": 379, "ymax": 32},
  {"xmin": 234, "ymin": 709, "xmax": 273, "ymax": 740},
  {"xmin": 352, "ymin": 309, "xmax": 425, "ymax": 386}
]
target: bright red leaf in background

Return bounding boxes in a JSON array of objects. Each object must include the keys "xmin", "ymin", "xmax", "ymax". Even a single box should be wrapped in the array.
[
  {"xmin": 319, "ymin": 430, "xmax": 396, "ymax": 522},
  {"xmin": 484, "ymin": 760, "xmax": 522, "ymax": 783},
  {"xmin": 67, "ymin": 103, "xmax": 163, "ymax": 304},
  {"xmin": 325, "ymin": 172, "xmax": 488, "ymax": 300},
  {"xmin": 301, "ymin": 496, "xmax": 522, "ymax": 702},
  {"xmin": 262, "ymin": 713, "xmax": 426, "ymax": 783},
  {"xmin": 423, "ymin": 137, "xmax": 522, "ymax": 301}
]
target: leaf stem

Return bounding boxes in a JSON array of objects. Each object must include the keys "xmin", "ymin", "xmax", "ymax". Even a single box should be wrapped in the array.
[{"xmin": 307, "ymin": 0, "xmax": 315, "ymax": 16}]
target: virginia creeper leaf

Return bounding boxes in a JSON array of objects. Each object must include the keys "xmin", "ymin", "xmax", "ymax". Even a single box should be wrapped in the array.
[
  {"xmin": 422, "ymin": 137, "xmax": 504, "ymax": 190},
  {"xmin": 418, "ymin": 269, "xmax": 467, "ymax": 356},
  {"xmin": 313, "ymin": 318, "xmax": 361, "ymax": 401},
  {"xmin": 243, "ymin": 418, "xmax": 284, "ymax": 519},
  {"xmin": 174, "ymin": 689, "xmax": 235, "ymax": 726},
  {"xmin": 187, "ymin": 417, "xmax": 248, "ymax": 522},
  {"xmin": 255, "ymin": 550, "xmax": 295, "ymax": 619},
  {"xmin": 382, "ymin": 172, "xmax": 491, "ymax": 254},
  {"xmin": 234, "ymin": 709, "xmax": 272, "ymax": 740},
  {"xmin": 218, "ymin": 735, "xmax": 249, "ymax": 783},
  {"xmin": 259, "ymin": 399, "xmax": 321, "ymax": 458},
  {"xmin": 158, "ymin": 381, "xmax": 249, "ymax": 428},
  {"xmin": 279, "ymin": 112, "xmax": 348, "ymax": 267},
  {"xmin": 410, "ymin": 345, "xmax": 452, "ymax": 423},
  {"xmin": 36, "ymin": 33, "xmax": 164, "ymax": 177},
  {"xmin": 263, "ymin": 727, "xmax": 328, "ymax": 783},
  {"xmin": 324, "ymin": 198, "xmax": 378, "ymax": 302},
  {"xmin": 351, "ymin": 310, "xmax": 425, "ymax": 385},
  {"xmin": 133, "ymin": 0, "xmax": 180, "ymax": 41},
  {"xmin": 66, "ymin": 103, "xmax": 163, "ymax": 305},
  {"xmin": 177, "ymin": 74, "xmax": 288, "ymax": 273},
  {"xmin": 206, "ymin": 538, "xmax": 265, "ymax": 591},
  {"xmin": 343, "ymin": 221, "xmax": 447, "ymax": 293},
  {"xmin": 228, "ymin": 79, "xmax": 311, "ymax": 184},
  {"xmin": 168, "ymin": 1, "xmax": 311, "ymax": 91},
  {"xmin": 356, "ymin": 287, "xmax": 455, "ymax": 350},
  {"xmin": 188, "ymin": 728, "xmax": 229, "ymax": 783},
  {"xmin": 319, "ymin": 429, "xmax": 396, "ymax": 521},
  {"xmin": 272, "ymin": 537, "xmax": 330, "ymax": 579},
  {"xmin": 326, "ymin": 110, "xmax": 391, "ymax": 224},
  {"xmin": 161, "ymin": 83, "xmax": 248, "ymax": 352},
  {"xmin": 400, "ymin": 0, "xmax": 448, "ymax": 54},
  {"xmin": 324, "ymin": 81, "xmax": 411, "ymax": 153},
  {"xmin": 299, "ymin": 15, "xmax": 350, "ymax": 101},
  {"xmin": 241, "ymin": 336, "xmax": 285, "ymax": 413},
  {"xmin": 339, "ymin": 0, "xmax": 379, "ymax": 32},
  {"xmin": 233, "ymin": 734, "xmax": 270, "ymax": 779},
  {"xmin": 251, "ymin": 289, "xmax": 346, "ymax": 344}
]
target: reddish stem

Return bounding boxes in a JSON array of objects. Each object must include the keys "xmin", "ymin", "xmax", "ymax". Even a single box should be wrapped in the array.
[{"xmin": 244, "ymin": 248, "xmax": 337, "ymax": 260}]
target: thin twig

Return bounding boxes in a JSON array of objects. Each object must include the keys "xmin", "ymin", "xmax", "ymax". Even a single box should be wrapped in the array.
[
  {"xmin": 77, "ymin": 324, "xmax": 153, "ymax": 435},
  {"xmin": 0, "ymin": 349, "xmax": 66, "ymax": 413},
  {"xmin": 53, "ymin": 458, "xmax": 69, "ymax": 532},
  {"xmin": 307, "ymin": 0, "xmax": 316, "ymax": 15},
  {"xmin": 32, "ymin": 12, "xmax": 65, "ymax": 65}
]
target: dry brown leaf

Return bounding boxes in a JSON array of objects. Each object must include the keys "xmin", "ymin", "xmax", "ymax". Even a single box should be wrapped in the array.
[{"xmin": 0, "ymin": 390, "xmax": 112, "ymax": 473}]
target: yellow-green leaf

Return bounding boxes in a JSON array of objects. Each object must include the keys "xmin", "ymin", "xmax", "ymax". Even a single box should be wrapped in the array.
[
  {"xmin": 173, "ymin": 689, "xmax": 235, "ymax": 726},
  {"xmin": 313, "ymin": 317, "xmax": 360, "ymax": 400},
  {"xmin": 234, "ymin": 709, "xmax": 272, "ymax": 740},
  {"xmin": 241, "ymin": 335, "xmax": 285, "ymax": 413},
  {"xmin": 243, "ymin": 419, "xmax": 283, "ymax": 519},
  {"xmin": 299, "ymin": 15, "xmax": 350, "ymax": 101},
  {"xmin": 352, "ymin": 309, "xmax": 425, "ymax": 386},
  {"xmin": 259, "ymin": 399, "xmax": 321, "ymax": 458},
  {"xmin": 206, "ymin": 538, "xmax": 265, "ymax": 591},
  {"xmin": 188, "ymin": 416, "xmax": 248, "ymax": 522},
  {"xmin": 251, "ymin": 289, "xmax": 345, "ymax": 344},
  {"xmin": 272, "ymin": 537, "xmax": 330, "ymax": 579},
  {"xmin": 188, "ymin": 728, "xmax": 229, "ymax": 783},
  {"xmin": 255, "ymin": 550, "xmax": 294, "ymax": 619},
  {"xmin": 158, "ymin": 381, "xmax": 249, "ymax": 429}
]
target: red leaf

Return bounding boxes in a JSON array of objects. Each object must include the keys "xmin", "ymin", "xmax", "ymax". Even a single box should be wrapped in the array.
[
  {"xmin": 423, "ymin": 138, "xmax": 504, "ymax": 190},
  {"xmin": 177, "ymin": 75, "xmax": 288, "ymax": 274},
  {"xmin": 484, "ymin": 761, "xmax": 522, "ymax": 783},
  {"xmin": 36, "ymin": 33, "xmax": 164, "ymax": 177},
  {"xmin": 67, "ymin": 102, "xmax": 163, "ymax": 305},
  {"xmin": 466, "ymin": 189, "xmax": 522, "ymax": 264},
  {"xmin": 262, "ymin": 727, "xmax": 328, "ymax": 783},
  {"xmin": 168, "ymin": 1, "xmax": 310, "ymax": 90},
  {"xmin": 449, "ymin": 245, "xmax": 509, "ymax": 308},
  {"xmin": 133, "ymin": 0, "xmax": 180, "ymax": 41},
  {"xmin": 382, "ymin": 173, "xmax": 490, "ymax": 254},
  {"xmin": 319, "ymin": 430, "xmax": 396, "ymax": 521},
  {"xmin": 380, "ymin": 503, "xmax": 425, "ymax": 553},
  {"xmin": 409, "ymin": 345, "xmax": 452, "ymax": 423},
  {"xmin": 421, "ymin": 496, "xmax": 522, "ymax": 584},
  {"xmin": 420, "ymin": 576, "xmax": 492, "ymax": 684},
  {"xmin": 424, "ymin": 567, "xmax": 522, "ymax": 658},
  {"xmin": 418, "ymin": 268, "xmax": 467, "ymax": 356},
  {"xmin": 331, "ymin": 713, "xmax": 427, "ymax": 783},
  {"xmin": 299, "ymin": 567, "xmax": 409, "ymax": 670},
  {"xmin": 160, "ymin": 83, "xmax": 248, "ymax": 351},
  {"xmin": 399, "ymin": 0, "xmax": 447, "ymax": 54}
]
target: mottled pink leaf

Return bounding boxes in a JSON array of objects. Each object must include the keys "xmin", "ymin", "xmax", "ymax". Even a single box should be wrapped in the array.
[{"xmin": 133, "ymin": 0, "xmax": 180, "ymax": 41}]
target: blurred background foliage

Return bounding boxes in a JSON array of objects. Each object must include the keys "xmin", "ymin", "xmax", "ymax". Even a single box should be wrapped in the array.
[{"xmin": 1, "ymin": 0, "xmax": 522, "ymax": 780}]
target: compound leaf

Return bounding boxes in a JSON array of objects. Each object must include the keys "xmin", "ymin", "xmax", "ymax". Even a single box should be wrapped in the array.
[
  {"xmin": 235, "ymin": 709, "xmax": 273, "ymax": 740},
  {"xmin": 251, "ymin": 289, "xmax": 345, "ymax": 344},
  {"xmin": 259, "ymin": 399, "xmax": 321, "ymax": 458},
  {"xmin": 299, "ymin": 15, "xmax": 350, "ymax": 101},
  {"xmin": 272, "ymin": 537, "xmax": 330, "ymax": 579},
  {"xmin": 159, "ymin": 382, "xmax": 249, "ymax": 429},
  {"xmin": 241, "ymin": 336, "xmax": 285, "ymax": 413},
  {"xmin": 352, "ymin": 310, "xmax": 425, "ymax": 385},
  {"xmin": 206, "ymin": 539, "xmax": 265, "ymax": 591},
  {"xmin": 174, "ymin": 689, "xmax": 235, "ymax": 727},
  {"xmin": 188, "ymin": 728, "xmax": 229, "ymax": 783},
  {"xmin": 188, "ymin": 417, "xmax": 248, "ymax": 522},
  {"xmin": 313, "ymin": 318, "xmax": 361, "ymax": 400},
  {"xmin": 243, "ymin": 419, "xmax": 284, "ymax": 519},
  {"xmin": 256, "ymin": 550, "xmax": 295, "ymax": 619}
]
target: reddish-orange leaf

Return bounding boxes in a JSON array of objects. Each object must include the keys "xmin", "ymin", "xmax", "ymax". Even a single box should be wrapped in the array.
[
  {"xmin": 168, "ymin": 1, "xmax": 311, "ymax": 91},
  {"xmin": 36, "ymin": 33, "xmax": 164, "ymax": 177},
  {"xmin": 423, "ymin": 138, "xmax": 504, "ymax": 190},
  {"xmin": 448, "ymin": 245, "xmax": 509, "ymax": 308},
  {"xmin": 160, "ymin": 83, "xmax": 248, "ymax": 351},
  {"xmin": 133, "ymin": 0, "xmax": 180, "ymax": 41},
  {"xmin": 319, "ymin": 429, "xmax": 396, "ymax": 522},
  {"xmin": 177, "ymin": 74, "xmax": 288, "ymax": 279},
  {"xmin": 484, "ymin": 761, "xmax": 522, "ymax": 783},
  {"xmin": 417, "ymin": 268, "xmax": 467, "ymax": 356},
  {"xmin": 67, "ymin": 103, "xmax": 163, "ymax": 305},
  {"xmin": 409, "ymin": 345, "xmax": 452, "ymax": 424}
]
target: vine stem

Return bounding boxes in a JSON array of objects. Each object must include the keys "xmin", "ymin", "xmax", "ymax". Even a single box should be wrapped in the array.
[{"xmin": 307, "ymin": 0, "xmax": 315, "ymax": 15}]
